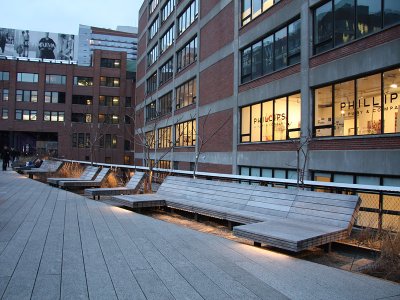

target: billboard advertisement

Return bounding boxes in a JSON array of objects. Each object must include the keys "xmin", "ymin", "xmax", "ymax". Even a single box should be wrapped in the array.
[{"xmin": 0, "ymin": 28, "xmax": 77, "ymax": 61}]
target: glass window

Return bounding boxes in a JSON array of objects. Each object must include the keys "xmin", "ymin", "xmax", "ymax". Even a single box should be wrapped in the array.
[
  {"xmin": 149, "ymin": 0, "xmax": 159, "ymax": 15},
  {"xmin": 100, "ymin": 58, "xmax": 121, "ymax": 68},
  {"xmin": 74, "ymin": 76, "xmax": 93, "ymax": 86},
  {"xmin": 241, "ymin": 93, "xmax": 301, "ymax": 142},
  {"xmin": 252, "ymin": 0, "xmax": 262, "ymax": 18},
  {"xmin": 146, "ymin": 101, "xmax": 157, "ymax": 121},
  {"xmin": 176, "ymin": 36, "xmax": 197, "ymax": 72},
  {"xmin": 356, "ymin": 73, "xmax": 381, "ymax": 135},
  {"xmin": 242, "ymin": 0, "xmax": 252, "ymax": 25},
  {"xmin": 314, "ymin": 68, "xmax": 400, "ymax": 137},
  {"xmin": 72, "ymin": 95, "xmax": 93, "ymax": 105},
  {"xmin": 0, "ymin": 71, "xmax": 10, "ymax": 81},
  {"xmin": 334, "ymin": 0, "xmax": 355, "ymax": 46},
  {"xmin": 159, "ymin": 57, "xmax": 173, "ymax": 85},
  {"xmin": 314, "ymin": 1, "xmax": 334, "ymax": 54},
  {"xmin": 241, "ymin": 0, "xmax": 279, "ymax": 25},
  {"xmin": 158, "ymin": 126, "xmax": 172, "ymax": 148},
  {"xmin": 45, "ymin": 91, "xmax": 65, "ymax": 103},
  {"xmin": 175, "ymin": 120, "xmax": 196, "ymax": 147},
  {"xmin": 146, "ymin": 72, "xmax": 157, "ymax": 94},
  {"xmin": 252, "ymin": 41, "xmax": 262, "ymax": 78},
  {"xmin": 262, "ymin": 35, "xmax": 274, "ymax": 74},
  {"xmin": 99, "ymin": 96, "xmax": 119, "ymax": 107},
  {"xmin": 288, "ymin": 19, "xmax": 301, "ymax": 65},
  {"xmin": 161, "ymin": 0, "xmax": 175, "ymax": 23},
  {"xmin": 384, "ymin": 0, "xmax": 400, "ymax": 27},
  {"xmin": 2, "ymin": 89, "xmax": 8, "ymax": 101},
  {"xmin": 17, "ymin": 73, "xmax": 38, "ymax": 82},
  {"xmin": 176, "ymin": 78, "xmax": 196, "ymax": 109},
  {"xmin": 334, "ymin": 80, "xmax": 355, "ymax": 136},
  {"xmin": 383, "ymin": 68, "xmax": 400, "ymax": 133},
  {"xmin": 147, "ymin": 44, "xmax": 159, "ymax": 67},
  {"xmin": 100, "ymin": 76, "xmax": 120, "ymax": 87},
  {"xmin": 274, "ymin": 27, "xmax": 287, "ymax": 70},
  {"xmin": 46, "ymin": 74, "xmax": 66, "ymax": 85},
  {"xmin": 356, "ymin": 0, "xmax": 382, "ymax": 37},
  {"xmin": 241, "ymin": 46, "xmax": 252, "ymax": 83},
  {"xmin": 159, "ymin": 92, "xmax": 172, "ymax": 116},
  {"xmin": 1, "ymin": 108, "xmax": 8, "ymax": 120},
  {"xmin": 160, "ymin": 25, "xmax": 174, "ymax": 53},
  {"xmin": 149, "ymin": 17, "xmax": 159, "ymax": 40},
  {"xmin": 315, "ymin": 85, "xmax": 333, "ymax": 137},
  {"xmin": 178, "ymin": 0, "xmax": 198, "ymax": 35}
]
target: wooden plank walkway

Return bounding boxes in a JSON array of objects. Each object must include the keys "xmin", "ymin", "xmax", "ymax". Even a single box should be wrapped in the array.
[{"xmin": 0, "ymin": 171, "xmax": 399, "ymax": 300}]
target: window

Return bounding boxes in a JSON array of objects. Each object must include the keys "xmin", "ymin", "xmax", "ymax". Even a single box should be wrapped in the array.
[
  {"xmin": 72, "ymin": 133, "xmax": 91, "ymax": 148},
  {"xmin": 124, "ymin": 140, "xmax": 131, "ymax": 151},
  {"xmin": 46, "ymin": 74, "xmax": 66, "ymax": 85},
  {"xmin": 17, "ymin": 73, "xmax": 38, "ymax": 82},
  {"xmin": 146, "ymin": 100, "xmax": 157, "ymax": 121},
  {"xmin": 175, "ymin": 119, "xmax": 196, "ymax": 146},
  {"xmin": 241, "ymin": 19, "xmax": 300, "ymax": 83},
  {"xmin": 159, "ymin": 92, "xmax": 172, "ymax": 116},
  {"xmin": 71, "ymin": 113, "xmax": 92, "ymax": 123},
  {"xmin": 147, "ymin": 44, "xmax": 159, "ymax": 67},
  {"xmin": 177, "ymin": 0, "xmax": 199, "ymax": 35},
  {"xmin": 45, "ymin": 91, "xmax": 65, "ymax": 103},
  {"xmin": 240, "ymin": 93, "xmax": 301, "ymax": 142},
  {"xmin": 240, "ymin": 166, "xmax": 296, "ymax": 183},
  {"xmin": 72, "ymin": 95, "xmax": 93, "ymax": 105},
  {"xmin": 146, "ymin": 131, "xmax": 156, "ymax": 149},
  {"xmin": 44, "ymin": 111, "xmax": 64, "ymax": 122},
  {"xmin": 314, "ymin": 67, "xmax": 400, "ymax": 137},
  {"xmin": 0, "ymin": 71, "xmax": 9, "ymax": 81},
  {"xmin": 176, "ymin": 36, "xmax": 197, "ymax": 72},
  {"xmin": 74, "ymin": 76, "xmax": 93, "ymax": 86},
  {"xmin": 149, "ymin": 0, "xmax": 159, "ymax": 15},
  {"xmin": 161, "ymin": 0, "xmax": 175, "ymax": 23},
  {"xmin": 125, "ymin": 115, "xmax": 131, "ymax": 124},
  {"xmin": 158, "ymin": 126, "xmax": 172, "ymax": 148},
  {"xmin": 2, "ymin": 89, "xmax": 8, "ymax": 101},
  {"xmin": 98, "ymin": 114, "xmax": 119, "ymax": 124},
  {"xmin": 125, "ymin": 97, "xmax": 132, "ymax": 107},
  {"xmin": 146, "ymin": 72, "xmax": 157, "ymax": 94},
  {"xmin": 100, "ymin": 76, "xmax": 120, "ymax": 87},
  {"xmin": 313, "ymin": 0, "xmax": 399, "ymax": 54},
  {"xmin": 241, "ymin": 0, "xmax": 280, "ymax": 26},
  {"xmin": 160, "ymin": 25, "xmax": 174, "ymax": 54},
  {"xmin": 15, "ymin": 109, "xmax": 37, "ymax": 121},
  {"xmin": 99, "ymin": 96, "xmax": 119, "ymax": 106},
  {"xmin": 100, "ymin": 58, "xmax": 121, "ymax": 68},
  {"xmin": 159, "ymin": 57, "xmax": 173, "ymax": 85},
  {"xmin": 176, "ymin": 78, "xmax": 196, "ymax": 109},
  {"xmin": 16, "ymin": 90, "xmax": 38, "ymax": 102},
  {"xmin": 1, "ymin": 108, "xmax": 8, "ymax": 120},
  {"xmin": 149, "ymin": 17, "xmax": 159, "ymax": 40}
]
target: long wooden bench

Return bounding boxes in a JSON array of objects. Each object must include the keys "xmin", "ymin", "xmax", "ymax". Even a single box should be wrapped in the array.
[
  {"xmin": 25, "ymin": 160, "xmax": 63, "ymax": 179},
  {"xmin": 58, "ymin": 167, "xmax": 110, "ymax": 189},
  {"xmin": 84, "ymin": 171, "xmax": 145, "ymax": 200},
  {"xmin": 47, "ymin": 166, "xmax": 99, "ymax": 186},
  {"xmin": 111, "ymin": 176, "xmax": 361, "ymax": 252}
]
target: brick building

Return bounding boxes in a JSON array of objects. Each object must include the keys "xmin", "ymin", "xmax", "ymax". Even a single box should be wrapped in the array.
[
  {"xmin": 0, "ymin": 49, "xmax": 135, "ymax": 164},
  {"xmin": 135, "ymin": 0, "xmax": 399, "ymax": 187}
]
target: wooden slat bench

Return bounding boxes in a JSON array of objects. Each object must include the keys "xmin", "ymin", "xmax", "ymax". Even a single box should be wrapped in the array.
[
  {"xmin": 47, "ymin": 166, "xmax": 99, "ymax": 186},
  {"xmin": 25, "ymin": 160, "xmax": 63, "ymax": 179},
  {"xmin": 111, "ymin": 176, "xmax": 361, "ymax": 252},
  {"xmin": 85, "ymin": 171, "xmax": 145, "ymax": 200},
  {"xmin": 58, "ymin": 168, "xmax": 110, "ymax": 189}
]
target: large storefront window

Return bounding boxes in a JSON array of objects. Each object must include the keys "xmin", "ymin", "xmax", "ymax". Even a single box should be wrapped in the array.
[
  {"xmin": 240, "ymin": 93, "xmax": 301, "ymax": 142},
  {"xmin": 313, "ymin": 0, "xmax": 400, "ymax": 54},
  {"xmin": 314, "ymin": 68, "xmax": 400, "ymax": 137}
]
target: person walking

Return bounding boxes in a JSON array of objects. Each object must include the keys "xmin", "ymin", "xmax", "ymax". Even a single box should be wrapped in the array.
[{"xmin": 1, "ymin": 146, "xmax": 10, "ymax": 171}]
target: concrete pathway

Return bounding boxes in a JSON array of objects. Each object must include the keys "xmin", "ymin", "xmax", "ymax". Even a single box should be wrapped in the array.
[{"xmin": 0, "ymin": 171, "xmax": 399, "ymax": 299}]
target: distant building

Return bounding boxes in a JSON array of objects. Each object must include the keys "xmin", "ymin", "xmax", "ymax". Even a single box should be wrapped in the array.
[{"xmin": 78, "ymin": 25, "xmax": 138, "ymax": 76}]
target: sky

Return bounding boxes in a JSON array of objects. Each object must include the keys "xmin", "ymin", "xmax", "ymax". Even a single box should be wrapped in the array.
[{"xmin": 0, "ymin": 0, "xmax": 143, "ymax": 34}]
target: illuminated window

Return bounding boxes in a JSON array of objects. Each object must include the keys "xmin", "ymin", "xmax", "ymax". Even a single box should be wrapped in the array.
[
  {"xmin": 240, "ymin": 93, "xmax": 301, "ymax": 142},
  {"xmin": 176, "ymin": 78, "xmax": 196, "ymax": 109},
  {"xmin": 175, "ymin": 119, "xmax": 196, "ymax": 147}
]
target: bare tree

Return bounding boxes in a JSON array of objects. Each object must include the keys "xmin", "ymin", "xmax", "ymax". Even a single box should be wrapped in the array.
[{"xmin": 193, "ymin": 109, "xmax": 232, "ymax": 178}]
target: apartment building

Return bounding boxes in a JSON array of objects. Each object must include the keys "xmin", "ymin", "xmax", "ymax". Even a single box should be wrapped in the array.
[
  {"xmin": 135, "ymin": 0, "xmax": 399, "ymax": 228},
  {"xmin": 0, "ymin": 49, "xmax": 135, "ymax": 164}
]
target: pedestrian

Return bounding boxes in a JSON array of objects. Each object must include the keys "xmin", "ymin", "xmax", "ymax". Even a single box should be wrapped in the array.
[{"xmin": 1, "ymin": 146, "xmax": 10, "ymax": 171}]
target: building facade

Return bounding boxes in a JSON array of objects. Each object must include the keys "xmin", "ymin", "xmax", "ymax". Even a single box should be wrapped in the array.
[
  {"xmin": 135, "ymin": 0, "xmax": 400, "ymax": 227},
  {"xmin": 0, "ymin": 50, "xmax": 135, "ymax": 164},
  {"xmin": 78, "ymin": 25, "xmax": 138, "ymax": 75}
]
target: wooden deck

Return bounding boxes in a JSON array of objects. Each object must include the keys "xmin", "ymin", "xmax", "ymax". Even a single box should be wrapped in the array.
[{"xmin": 0, "ymin": 171, "xmax": 399, "ymax": 300}]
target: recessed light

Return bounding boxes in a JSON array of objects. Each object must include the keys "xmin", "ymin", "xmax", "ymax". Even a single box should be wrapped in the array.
[{"xmin": 390, "ymin": 83, "xmax": 398, "ymax": 89}]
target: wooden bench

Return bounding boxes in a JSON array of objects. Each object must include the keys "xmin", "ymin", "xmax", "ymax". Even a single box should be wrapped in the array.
[
  {"xmin": 47, "ymin": 166, "xmax": 99, "ymax": 186},
  {"xmin": 85, "ymin": 171, "xmax": 145, "ymax": 200},
  {"xmin": 25, "ymin": 160, "xmax": 63, "ymax": 179},
  {"xmin": 58, "ymin": 168, "xmax": 110, "ymax": 189},
  {"xmin": 111, "ymin": 176, "xmax": 361, "ymax": 252}
]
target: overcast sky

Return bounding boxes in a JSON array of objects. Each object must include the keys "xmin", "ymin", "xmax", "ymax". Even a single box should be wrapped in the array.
[{"xmin": 0, "ymin": 0, "xmax": 142, "ymax": 34}]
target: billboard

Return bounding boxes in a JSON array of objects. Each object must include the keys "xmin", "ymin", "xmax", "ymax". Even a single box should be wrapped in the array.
[{"xmin": 0, "ymin": 28, "xmax": 77, "ymax": 61}]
